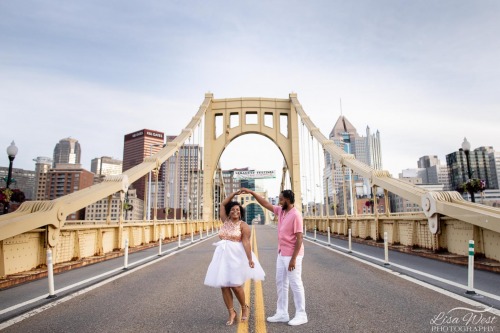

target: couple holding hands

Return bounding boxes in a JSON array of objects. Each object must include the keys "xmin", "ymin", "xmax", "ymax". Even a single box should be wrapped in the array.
[{"xmin": 204, "ymin": 188, "xmax": 308, "ymax": 327}]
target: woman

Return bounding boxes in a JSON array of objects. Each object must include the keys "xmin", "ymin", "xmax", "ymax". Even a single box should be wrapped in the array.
[{"xmin": 204, "ymin": 190, "xmax": 265, "ymax": 326}]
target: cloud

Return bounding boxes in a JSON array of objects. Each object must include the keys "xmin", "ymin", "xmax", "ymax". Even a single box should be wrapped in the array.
[
  {"xmin": 0, "ymin": 68, "xmax": 198, "ymax": 169},
  {"xmin": 1, "ymin": 0, "xmax": 499, "ymax": 189}
]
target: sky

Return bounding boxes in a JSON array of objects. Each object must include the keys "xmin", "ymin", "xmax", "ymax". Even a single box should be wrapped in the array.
[{"xmin": 1, "ymin": 1, "xmax": 499, "ymax": 197}]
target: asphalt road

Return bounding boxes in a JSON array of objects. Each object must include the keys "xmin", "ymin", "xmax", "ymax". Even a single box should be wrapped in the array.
[{"xmin": 0, "ymin": 225, "xmax": 499, "ymax": 332}]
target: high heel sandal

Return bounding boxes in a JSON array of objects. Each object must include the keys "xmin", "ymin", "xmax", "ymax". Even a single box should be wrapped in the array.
[
  {"xmin": 241, "ymin": 304, "xmax": 250, "ymax": 322},
  {"xmin": 226, "ymin": 308, "xmax": 236, "ymax": 326}
]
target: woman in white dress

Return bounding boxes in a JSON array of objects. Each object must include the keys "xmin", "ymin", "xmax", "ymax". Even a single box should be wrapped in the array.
[{"xmin": 204, "ymin": 190, "xmax": 265, "ymax": 325}]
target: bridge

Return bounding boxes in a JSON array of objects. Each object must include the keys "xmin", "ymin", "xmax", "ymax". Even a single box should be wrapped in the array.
[
  {"xmin": 0, "ymin": 93, "xmax": 499, "ymax": 330},
  {"xmin": 1, "ymin": 225, "xmax": 499, "ymax": 332}
]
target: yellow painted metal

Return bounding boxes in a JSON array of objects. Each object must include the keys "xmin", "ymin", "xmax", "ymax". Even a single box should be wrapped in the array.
[
  {"xmin": 1, "ymin": 92, "xmax": 499, "ymax": 274},
  {"xmin": 202, "ymin": 96, "xmax": 302, "ymax": 222},
  {"xmin": 289, "ymin": 94, "xmax": 500, "ymax": 234},
  {"xmin": 0, "ymin": 94, "xmax": 213, "ymax": 245}
]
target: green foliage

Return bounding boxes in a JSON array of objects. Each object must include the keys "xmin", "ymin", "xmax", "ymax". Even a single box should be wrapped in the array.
[{"xmin": 457, "ymin": 179, "xmax": 486, "ymax": 194}]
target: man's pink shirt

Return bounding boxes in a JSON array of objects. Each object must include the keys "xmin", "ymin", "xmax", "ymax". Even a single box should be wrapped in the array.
[{"xmin": 273, "ymin": 206, "xmax": 304, "ymax": 256}]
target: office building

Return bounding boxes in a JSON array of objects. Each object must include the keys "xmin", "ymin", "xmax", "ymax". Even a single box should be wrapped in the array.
[
  {"xmin": 0, "ymin": 166, "xmax": 36, "ymax": 201},
  {"xmin": 417, "ymin": 155, "xmax": 440, "ymax": 169},
  {"xmin": 33, "ymin": 156, "xmax": 53, "ymax": 200},
  {"xmin": 416, "ymin": 155, "xmax": 451, "ymax": 190},
  {"xmin": 85, "ymin": 189, "xmax": 144, "ymax": 221},
  {"xmin": 91, "ymin": 156, "xmax": 123, "ymax": 182},
  {"xmin": 488, "ymin": 151, "xmax": 500, "ymax": 189},
  {"xmin": 446, "ymin": 146, "xmax": 495, "ymax": 192},
  {"xmin": 53, "ymin": 138, "xmax": 81, "ymax": 167},
  {"xmin": 323, "ymin": 116, "xmax": 383, "ymax": 215},
  {"xmin": 122, "ymin": 129, "xmax": 165, "ymax": 203},
  {"xmin": 165, "ymin": 142, "xmax": 203, "ymax": 219}
]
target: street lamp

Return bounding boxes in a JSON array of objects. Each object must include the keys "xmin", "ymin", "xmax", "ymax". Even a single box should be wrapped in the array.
[
  {"xmin": 461, "ymin": 137, "xmax": 475, "ymax": 203},
  {"xmin": 3, "ymin": 141, "xmax": 18, "ymax": 214},
  {"xmin": 147, "ymin": 143, "xmax": 164, "ymax": 220}
]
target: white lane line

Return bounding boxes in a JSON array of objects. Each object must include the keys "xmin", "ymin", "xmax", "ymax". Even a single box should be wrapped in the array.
[
  {"xmin": 0, "ymin": 236, "xmax": 214, "ymax": 328},
  {"xmin": 305, "ymin": 238, "xmax": 500, "ymax": 316},
  {"xmin": 305, "ymin": 236, "xmax": 500, "ymax": 302}
]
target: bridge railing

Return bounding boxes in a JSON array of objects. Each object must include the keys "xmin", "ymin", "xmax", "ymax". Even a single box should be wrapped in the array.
[{"xmin": 0, "ymin": 219, "xmax": 221, "ymax": 277}]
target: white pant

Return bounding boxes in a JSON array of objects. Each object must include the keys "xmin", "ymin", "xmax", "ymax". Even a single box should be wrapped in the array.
[{"xmin": 275, "ymin": 253, "xmax": 306, "ymax": 318}]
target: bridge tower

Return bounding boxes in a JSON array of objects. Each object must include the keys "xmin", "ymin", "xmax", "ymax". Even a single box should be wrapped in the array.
[{"xmin": 202, "ymin": 93, "xmax": 302, "ymax": 220}]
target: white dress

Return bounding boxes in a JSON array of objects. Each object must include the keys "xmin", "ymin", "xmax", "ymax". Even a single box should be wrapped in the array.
[{"xmin": 204, "ymin": 220, "xmax": 265, "ymax": 288}]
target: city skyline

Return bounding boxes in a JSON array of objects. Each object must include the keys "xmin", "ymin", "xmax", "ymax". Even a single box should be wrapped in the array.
[{"xmin": 1, "ymin": 1, "xmax": 499, "ymax": 187}]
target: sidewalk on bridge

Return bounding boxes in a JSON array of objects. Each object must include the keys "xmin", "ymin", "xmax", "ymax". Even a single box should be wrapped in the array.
[{"xmin": 325, "ymin": 232, "xmax": 500, "ymax": 273}]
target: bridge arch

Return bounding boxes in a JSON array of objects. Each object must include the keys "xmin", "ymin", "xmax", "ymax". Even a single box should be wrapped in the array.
[{"xmin": 203, "ymin": 95, "xmax": 302, "ymax": 220}]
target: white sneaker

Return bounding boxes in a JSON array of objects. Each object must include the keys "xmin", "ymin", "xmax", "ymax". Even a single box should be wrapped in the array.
[
  {"xmin": 288, "ymin": 316, "xmax": 308, "ymax": 326},
  {"xmin": 267, "ymin": 313, "xmax": 290, "ymax": 322}
]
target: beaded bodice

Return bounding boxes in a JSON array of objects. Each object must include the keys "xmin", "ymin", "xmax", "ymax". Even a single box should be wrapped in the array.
[{"xmin": 219, "ymin": 220, "xmax": 242, "ymax": 242}]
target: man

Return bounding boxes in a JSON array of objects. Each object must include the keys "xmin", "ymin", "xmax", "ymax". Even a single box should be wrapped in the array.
[{"xmin": 240, "ymin": 188, "xmax": 308, "ymax": 326}]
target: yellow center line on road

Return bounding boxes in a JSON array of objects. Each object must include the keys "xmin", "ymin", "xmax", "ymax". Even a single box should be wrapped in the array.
[
  {"xmin": 252, "ymin": 225, "xmax": 267, "ymax": 333},
  {"xmin": 237, "ymin": 225, "xmax": 253, "ymax": 333},
  {"xmin": 237, "ymin": 224, "xmax": 267, "ymax": 333}
]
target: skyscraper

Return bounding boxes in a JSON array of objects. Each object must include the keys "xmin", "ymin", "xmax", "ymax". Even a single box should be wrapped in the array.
[
  {"xmin": 323, "ymin": 116, "xmax": 383, "ymax": 214},
  {"xmin": 417, "ymin": 155, "xmax": 440, "ymax": 169},
  {"xmin": 446, "ymin": 146, "xmax": 495, "ymax": 191},
  {"xmin": 122, "ymin": 129, "xmax": 165, "ymax": 203},
  {"xmin": 53, "ymin": 138, "xmax": 81, "ymax": 167}
]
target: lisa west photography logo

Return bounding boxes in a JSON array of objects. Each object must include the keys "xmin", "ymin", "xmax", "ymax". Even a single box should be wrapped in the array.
[{"xmin": 430, "ymin": 306, "xmax": 498, "ymax": 332}]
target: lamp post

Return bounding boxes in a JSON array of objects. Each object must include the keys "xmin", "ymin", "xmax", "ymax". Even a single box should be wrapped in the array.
[
  {"xmin": 3, "ymin": 141, "xmax": 18, "ymax": 214},
  {"xmin": 461, "ymin": 137, "xmax": 475, "ymax": 203},
  {"xmin": 147, "ymin": 143, "xmax": 164, "ymax": 220}
]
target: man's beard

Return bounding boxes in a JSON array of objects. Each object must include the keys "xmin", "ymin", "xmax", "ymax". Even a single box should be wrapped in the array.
[{"xmin": 282, "ymin": 202, "xmax": 289, "ymax": 210}]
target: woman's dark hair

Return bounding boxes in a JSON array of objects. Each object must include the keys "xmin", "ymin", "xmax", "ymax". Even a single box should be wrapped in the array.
[
  {"xmin": 225, "ymin": 201, "xmax": 246, "ymax": 220},
  {"xmin": 281, "ymin": 189, "xmax": 295, "ymax": 204}
]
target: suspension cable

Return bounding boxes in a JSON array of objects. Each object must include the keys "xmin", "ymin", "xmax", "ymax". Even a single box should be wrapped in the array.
[
  {"xmin": 173, "ymin": 151, "xmax": 179, "ymax": 220},
  {"xmin": 317, "ymin": 139, "xmax": 322, "ymax": 216},
  {"xmin": 197, "ymin": 118, "xmax": 202, "ymax": 220},
  {"xmin": 187, "ymin": 135, "xmax": 192, "ymax": 221}
]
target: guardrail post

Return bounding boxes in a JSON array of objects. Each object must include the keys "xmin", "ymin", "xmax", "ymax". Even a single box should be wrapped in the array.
[
  {"xmin": 466, "ymin": 240, "xmax": 476, "ymax": 295},
  {"xmin": 46, "ymin": 248, "xmax": 57, "ymax": 298},
  {"xmin": 158, "ymin": 233, "xmax": 162, "ymax": 256},
  {"xmin": 384, "ymin": 232, "xmax": 389, "ymax": 266},
  {"xmin": 200, "ymin": 226, "xmax": 203, "ymax": 240},
  {"xmin": 191, "ymin": 227, "xmax": 194, "ymax": 243},
  {"xmin": 314, "ymin": 225, "xmax": 317, "ymax": 241},
  {"xmin": 348, "ymin": 228, "xmax": 352, "ymax": 253},
  {"xmin": 178, "ymin": 226, "xmax": 181, "ymax": 248},
  {"xmin": 327, "ymin": 227, "xmax": 331, "ymax": 245},
  {"xmin": 124, "ymin": 239, "xmax": 129, "ymax": 270}
]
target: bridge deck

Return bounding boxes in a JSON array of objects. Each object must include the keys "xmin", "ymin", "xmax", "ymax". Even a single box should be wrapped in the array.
[{"xmin": 1, "ymin": 225, "xmax": 499, "ymax": 332}]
